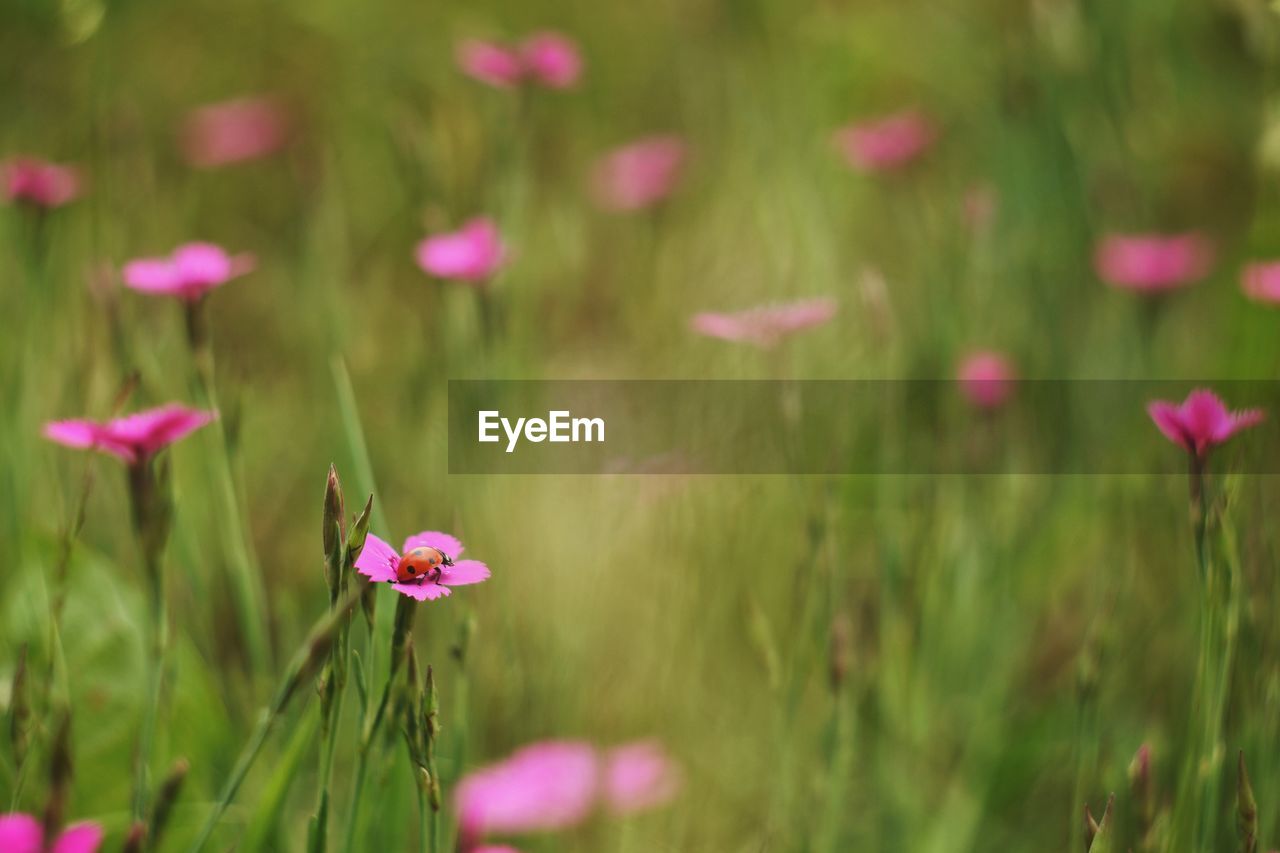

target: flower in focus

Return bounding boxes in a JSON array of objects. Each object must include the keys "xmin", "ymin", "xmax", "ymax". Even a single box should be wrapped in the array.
[
  {"xmin": 691, "ymin": 298, "xmax": 837, "ymax": 348},
  {"xmin": 957, "ymin": 350, "xmax": 1016, "ymax": 409},
  {"xmin": 521, "ymin": 32, "xmax": 583, "ymax": 88},
  {"xmin": 1147, "ymin": 389, "xmax": 1264, "ymax": 459},
  {"xmin": 456, "ymin": 741, "xmax": 599, "ymax": 838},
  {"xmin": 602, "ymin": 741, "xmax": 682, "ymax": 815},
  {"xmin": 122, "ymin": 242, "xmax": 255, "ymax": 301},
  {"xmin": 457, "ymin": 40, "xmax": 526, "ymax": 88},
  {"xmin": 43, "ymin": 404, "xmax": 217, "ymax": 465},
  {"xmin": 458, "ymin": 32, "xmax": 582, "ymax": 89},
  {"xmin": 1094, "ymin": 233, "xmax": 1213, "ymax": 293},
  {"xmin": 591, "ymin": 135, "xmax": 687, "ymax": 212},
  {"xmin": 2, "ymin": 157, "xmax": 81, "ymax": 208},
  {"xmin": 0, "ymin": 812, "xmax": 103, "ymax": 853},
  {"xmin": 416, "ymin": 218, "xmax": 508, "ymax": 283},
  {"xmin": 181, "ymin": 96, "xmax": 288, "ymax": 168},
  {"xmin": 833, "ymin": 110, "xmax": 936, "ymax": 173},
  {"xmin": 355, "ymin": 530, "xmax": 490, "ymax": 601},
  {"xmin": 1241, "ymin": 261, "xmax": 1280, "ymax": 305}
]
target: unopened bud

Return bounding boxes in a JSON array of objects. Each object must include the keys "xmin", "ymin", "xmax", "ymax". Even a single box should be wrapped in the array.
[
  {"xmin": 150, "ymin": 757, "xmax": 190, "ymax": 846},
  {"xmin": 1239, "ymin": 750, "xmax": 1258, "ymax": 853},
  {"xmin": 42, "ymin": 711, "xmax": 73, "ymax": 840},
  {"xmin": 1129, "ymin": 743, "xmax": 1154, "ymax": 845},
  {"xmin": 9, "ymin": 645, "xmax": 30, "ymax": 772},
  {"xmin": 323, "ymin": 465, "xmax": 345, "ymax": 566},
  {"xmin": 122, "ymin": 821, "xmax": 147, "ymax": 853}
]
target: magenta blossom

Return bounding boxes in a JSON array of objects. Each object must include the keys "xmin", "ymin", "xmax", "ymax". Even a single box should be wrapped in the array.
[
  {"xmin": 957, "ymin": 350, "xmax": 1016, "ymax": 409},
  {"xmin": 43, "ymin": 404, "xmax": 217, "ymax": 465},
  {"xmin": 0, "ymin": 813, "xmax": 103, "ymax": 853},
  {"xmin": 2, "ymin": 157, "xmax": 81, "ymax": 208},
  {"xmin": 472, "ymin": 847, "xmax": 522, "ymax": 853},
  {"xmin": 1094, "ymin": 233, "xmax": 1213, "ymax": 293},
  {"xmin": 181, "ymin": 96, "xmax": 288, "ymax": 168},
  {"xmin": 520, "ymin": 32, "xmax": 583, "ymax": 88},
  {"xmin": 591, "ymin": 135, "xmax": 687, "ymax": 212},
  {"xmin": 122, "ymin": 243, "xmax": 255, "ymax": 301},
  {"xmin": 1148, "ymin": 389, "xmax": 1264, "ymax": 459},
  {"xmin": 1241, "ymin": 261, "xmax": 1280, "ymax": 305},
  {"xmin": 833, "ymin": 110, "xmax": 936, "ymax": 173},
  {"xmin": 602, "ymin": 741, "xmax": 682, "ymax": 815},
  {"xmin": 416, "ymin": 218, "xmax": 507, "ymax": 283},
  {"xmin": 456, "ymin": 741, "xmax": 599, "ymax": 839},
  {"xmin": 457, "ymin": 32, "xmax": 582, "ymax": 89},
  {"xmin": 457, "ymin": 40, "xmax": 526, "ymax": 88},
  {"xmin": 355, "ymin": 531, "xmax": 490, "ymax": 602},
  {"xmin": 691, "ymin": 298, "xmax": 837, "ymax": 348}
]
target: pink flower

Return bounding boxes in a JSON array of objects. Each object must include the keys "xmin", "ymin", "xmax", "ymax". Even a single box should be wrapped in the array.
[
  {"xmin": 2, "ymin": 157, "xmax": 81, "ymax": 208},
  {"xmin": 1147, "ymin": 389, "xmax": 1264, "ymax": 458},
  {"xmin": 122, "ymin": 242, "xmax": 255, "ymax": 301},
  {"xmin": 521, "ymin": 32, "xmax": 583, "ymax": 88},
  {"xmin": 0, "ymin": 813, "xmax": 103, "ymax": 853},
  {"xmin": 181, "ymin": 96, "xmax": 288, "ymax": 168},
  {"xmin": 355, "ymin": 531, "xmax": 490, "ymax": 602},
  {"xmin": 457, "ymin": 40, "xmax": 526, "ymax": 88},
  {"xmin": 43, "ymin": 404, "xmax": 217, "ymax": 465},
  {"xmin": 691, "ymin": 298, "xmax": 837, "ymax": 348},
  {"xmin": 1241, "ymin": 261, "xmax": 1280, "ymax": 305},
  {"xmin": 415, "ymin": 218, "xmax": 507, "ymax": 283},
  {"xmin": 833, "ymin": 110, "xmax": 936, "ymax": 172},
  {"xmin": 456, "ymin": 741, "xmax": 599, "ymax": 839},
  {"xmin": 1094, "ymin": 233, "xmax": 1213, "ymax": 293},
  {"xmin": 591, "ymin": 136, "xmax": 687, "ymax": 212},
  {"xmin": 472, "ymin": 848, "xmax": 522, "ymax": 853},
  {"xmin": 602, "ymin": 741, "xmax": 681, "ymax": 815},
  {"xmin": 957, "ymin": 350, "xmax": 1016, "ymax": 409}
]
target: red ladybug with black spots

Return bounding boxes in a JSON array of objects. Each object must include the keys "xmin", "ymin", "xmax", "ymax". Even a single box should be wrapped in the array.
[{"xmin": 394, "ymin": 546, "xmax": 453, "ymax": 584}]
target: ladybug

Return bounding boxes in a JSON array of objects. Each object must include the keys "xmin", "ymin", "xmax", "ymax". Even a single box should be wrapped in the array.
[{"xmin": 394, "ymin": 546, "xmax": 453, "ymax": 584}]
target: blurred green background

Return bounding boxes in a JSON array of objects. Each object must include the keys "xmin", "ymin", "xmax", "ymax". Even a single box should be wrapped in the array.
[{"xmin": 5, "ymin": 0, "xmax": 1280, "ymax": 849}]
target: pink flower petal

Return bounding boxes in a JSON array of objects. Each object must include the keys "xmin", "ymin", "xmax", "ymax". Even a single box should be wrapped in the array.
[
  {"xmin": 521, "ymin": 32, "xmax": 583, "ymax": 88},
  {"xmin": 355, "ymin": 533, "xmax": 399, "ymax": 583},
  {"xmin": 457, "ymin": 40, "xmax": 526, "ymax": 88},
  {"xmin": 1242, "ymin": 261, "xmax": 1280, "ymax": 305},
  {"xmin": 957, "ymin": 350, "xmax": 1016, "ymax": 409},
  {"xmin": 0, "ymin": 814, "xmax": 42, "ymax": 853},
  {"xmin": 122, "ymin": 259, "xmax": 181, "ymax": 293},
  {"xmin": 402, "ymin": 531, "xmax": 464, "ymax": 557},
  {"xmin": 2, "ymin": 158, "xmax": 81, "ymax": 208},
  {"xmin": 181, "ymin": 96, "xmax": 288, "ymax": 168},
  {"xmin": 392, "ymin": 581, "xmax": 452, "ymax": 601},
  {"xmin": 602, "ymin": 741, "xmax": 681, "ymax": 815},
  {"xmin": 122, "ymin": 243, "xmax": 251, "ymax": 300},
  {"xmin": 1146, "ymin": 401, "xmax": 1191, "ymax": 452},
  {"xmin": 457, "ymin": 741, "xmax": 599, "ymax": 836},
  {"xmin": 833, "ymin": 110, "xmax": 936, "ymax": 172},
  {"xmin": 52, "ymin": 822, "xmax": 104, "ymax": 853},
  {"xmin": 592, "ymin": 136, "xmax": 687, "ymax": 212},
  {"xmin": 691, "ymin": 299, "xmax": 837, "ymax": 348},
  {"xmin": 440, "ymin": 559, "xmax": 490, "ymax": 587},
  {"xmin": 415, "ymin": 218, "xmax": 507, "ymax": 283},
  {"xmin": 104, "ymin": 405, "xmax": 217, "ymax": 456},
  {"xmin": 472, "ymin": 847, "xmax": 522, "ymax": 853},
  {"xmin": 1094, "ymin": 233, "xmax": 1213, "ymax": 293}
]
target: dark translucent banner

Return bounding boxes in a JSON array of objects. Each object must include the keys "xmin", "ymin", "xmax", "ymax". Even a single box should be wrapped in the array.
[{"xmin": 446, "ymin": 380, "xmax": 1280, "ymax": 474}]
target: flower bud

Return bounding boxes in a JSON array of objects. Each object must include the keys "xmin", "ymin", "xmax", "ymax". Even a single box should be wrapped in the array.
[{"xmin": 1239, "ymin": 750, "xmax": 1258, "ymax": 853}]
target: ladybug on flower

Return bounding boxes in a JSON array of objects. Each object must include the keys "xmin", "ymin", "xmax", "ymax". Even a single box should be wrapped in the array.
[{"xmin": 356, "ymin": 530, "xmax": 490, "ymax": 601}]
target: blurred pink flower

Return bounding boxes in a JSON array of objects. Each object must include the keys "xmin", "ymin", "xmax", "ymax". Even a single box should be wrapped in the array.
[
  {"xmin": 181, "ymin": 96, "xmax": 288, "ymax": 168},
  {"xmin": 416, "ymin": 218, "xmax": 507, "ymax": 283},
  {"xmin": 833, "ymin": 110, "xmax": 936, "ymax": 172},
  {"xmin": 602, "ymin": 741, "xmax": 681, "ymax": 815},
  {"xmin": 456, "ymin": 741, "xmax": 599, "ymax": 838},
  {"xmin": 458, "ymin": 40, "xmax": 526, "ymax": 88},
  {"xmin": 521, "ymin": 32, "xmax": 583, "ymax": 88},
  {"xmin": 1148, "ymin": 389, "xmax": 1264, "ymax": 458},
  {"xmin": 1241, "ymin": 261, "xmax": 1280, "ymax": 305},
  {"xmin": 691, "ymin": 298, "xmax": 837, "ymax": 348},
  {"xmin": 122, "ymin": 242, "xmax": 255, "ymax": 301},
  {"xmin": 43, "ymin": 404, "xmax": 217, "ymax": 465},
  {"xmin": 2, "ymin": 157, "xmax": 81, "ymax": 208},
  {"xmin": 957, "ymin": 350, "xmax": 1016, "ymax": 409},
  {"xmin": 591, "ymin": 135, "xmax": 687, "ymax": 212},
  {"xmin": 0, "ymin": 814, "xmax": 103, "ymax": 853},
  {"xmin": 472, "ymin": 848, "xmax": 522, "ymax": 853},
  {"xmin": 355, "ymin": 531, "xmax": 490, "ymax": 602},
  {"xmin": 1094, "ymin": 233, "xmax": 1213, "ymax": 293}
]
